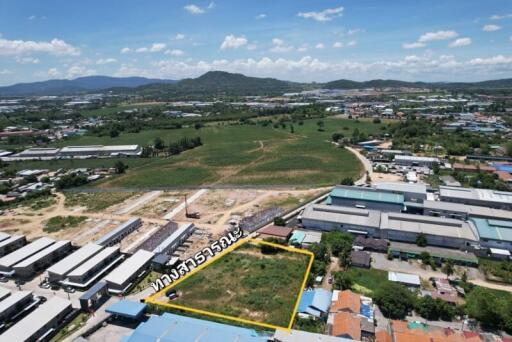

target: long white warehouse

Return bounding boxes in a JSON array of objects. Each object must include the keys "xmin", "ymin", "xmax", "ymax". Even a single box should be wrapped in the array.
[
  {"xmin": 0, "ymin": 290, "xmax": 33, "ymax": 322},
  {"xmin": 0, "ymin": 235, "xmax": 26, "ymax": 257},
  {"xmin": 13, "ymin": 240, "xmax": 72, "ymax": 278},
  {"xmin": 46, "ymin": 243, "xmax": 104, "ymax": 283},
  {"xmin": 104, "ymin": 249, "xmax": 155, "ymax": 294},
  {"xmin": 152, "ymin": 223, "xmax": 195, "ymax": 254},
  {"xmin": 0, "ymin": 237, "xmax": 55, "ymax": 275},
  {"xmin": 96, "ymin": 217, "xmax": 142, "ymax": 246}
]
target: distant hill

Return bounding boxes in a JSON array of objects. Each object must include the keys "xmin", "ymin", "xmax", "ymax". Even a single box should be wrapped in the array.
[
  {"xmin": 324, "ymin": 78, "xmax": 512, "ymax": 90},
  {"xmin": 0, "ymin": 76, "xmax": 177, "ymax": 96}
]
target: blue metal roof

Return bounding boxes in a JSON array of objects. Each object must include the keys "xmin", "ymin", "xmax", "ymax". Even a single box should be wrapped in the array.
[
  {"xmin": 290, "ymin": 231, "xmax": 305, "ymax": 244},
  {"xmin": 124, "ymin": 313, "xmax": 269, "ymax": 342},
  {"xmin": 79, "ymin": 281, "xmax": 107, "ymax": 301},
  {"xmin": 471, "ymin": 218, "xmax": 512, "ymax": 242},
  {"xmin": 298, "ymin": 291, "xmax": 314, "ymax": 313},
  {"xmin": 330, "ymin": 187, "xmax": 404, "ymax": 204},
  {"xmin": 311, "ymin": 289, "xmax": 332, "ymax": 313},
  {"xmin": 106, "ymin": 300, "xmax": 146, "ymax": 319},
  {"xmin": 298, "ymin": 289, "xmax": 332, "ymax": 318}
]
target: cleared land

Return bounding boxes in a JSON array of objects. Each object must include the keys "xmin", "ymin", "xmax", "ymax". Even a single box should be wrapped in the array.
[
  {"xmin": 5, "ymin": 118, "xmax": 387, "ymax": 187},
  {"xmin": 64, "ymin": 192, "xmax": 137, "ymax": 212},
  {"xmin": 168, "ymin": 241, "xmax": 311, "ymax": 328}
]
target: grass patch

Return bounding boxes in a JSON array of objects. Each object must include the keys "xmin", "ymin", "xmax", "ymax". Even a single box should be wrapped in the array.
[
  {"xmin": 345, "ymin": 267, "xmax": 388, "ymax": 296},
  {"xmin": 64, "ymin": 192, "xmax": 136, "ymax": 211},
  {"xmin": 50, "ymin": 312, "xmax": 90, "ymax": 342},
  {"xmin": 479, "ymin": 258, "xmax": 512, "ymax": 284},
  {"xmin": 44, "ymin": 216, "xmax": 87, "ymax": 233},
  {"xmin": 169, "ymin": 242, "xmax": 311, "ymax": 328},
  {"xmin": 129, "ymin": 271, "xmax": 162, "ymax": 294}
]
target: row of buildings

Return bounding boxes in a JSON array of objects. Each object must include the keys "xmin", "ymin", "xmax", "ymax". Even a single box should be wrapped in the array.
[{"xmin": 2, "ymin": 144, "xmax": 142, "ymax": 161}]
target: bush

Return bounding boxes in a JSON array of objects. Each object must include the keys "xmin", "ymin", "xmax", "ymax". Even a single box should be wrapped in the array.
[
  {"xmin": 374, "ymin": 282, "xmax": 415, "ymax": 319},
  {"xmin": 273, "ymin": 216, "xmax": 286, "ymax": 226},
  {"xmin": 415, "ymin": 296, "xmax": 455, "ymax": 321}
]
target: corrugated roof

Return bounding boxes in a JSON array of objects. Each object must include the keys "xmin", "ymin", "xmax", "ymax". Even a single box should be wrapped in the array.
[
  {"xmin": 374, "ymin": 182, "xmax": 427, "ymax": 195},
  {"xmin": 67, "ymin": 246, "xmax": 119, "ymax": 278},
  {"xmin": 0, "ymin": 296, "xmax": 71, "ymax": 341},
  {"xmin": 0, "ymin": 286, "xmax": 10, "ymax": 301},
  {"xmin": 0, "ymin": 232, "xmax": 10, "ymax": 243},
  {"xmin": 152, "ymin": 223, "xmax": 194, "ymax": 253},
  {"xmin": 302, "ymin": 204, "xmax": 381, "ymax": 228},
  {"xmin": 0, "ymin": 235, "xmax": 24, "ymax": 249},
  {"xmin": 471, "ymin": 218, "xmax": 512, "ymax": 242},
  {"xmin": 0, "ymin": 291, "xmax": 32, "ymax": 316},
  {"xmin": 96, "ymin": 218, "xmax": 140, "ymax": 246},
  {"xmin": 258, "ymin": 225, "xmax": 294, "ymax": 238},
  {"xmin": 104, "ymin": 249, "xmax": 154, "ymax": 287},
  {"xmin": 440, "ymin": 186, "xmax": 512, "ymax": 205},
  {"xmin": 47, "ymin": 243, "xmax": 104, "ymax": 277},
  {"xmin": 331, "ymin": 187, "xmax": 404, "ymax": 204},
  {"xmin": 14, "ymin": 240, "xmax": 70, "ymax": 269},
  {"xmin": 388, "ymin": 272, "xmax": 420, "ymax": 286},
  {"xmin": 106, "ymin": 300, "xmax": 146, "ymax": 318},
  {"xmin": 0, "ymin": 237, "xmax": 54, "ymax": 269}
]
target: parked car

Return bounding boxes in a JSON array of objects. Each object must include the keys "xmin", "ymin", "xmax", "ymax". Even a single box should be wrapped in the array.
[{"xmin": 64, "ymin": 286, "xmax": 75, "ymax": 293}]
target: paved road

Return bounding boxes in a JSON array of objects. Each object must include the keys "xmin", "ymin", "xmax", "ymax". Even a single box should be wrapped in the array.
[{"xmin": 344, "ymin": 146, "xmax": 372, "ymax": 185}]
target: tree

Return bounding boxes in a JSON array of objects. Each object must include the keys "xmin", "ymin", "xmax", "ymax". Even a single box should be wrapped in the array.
[
  {"xmin": 340, "ymin": 177, "xmax": 354, "ymax": 186},
  {"xmin": 333, "ymin": 272, "xmax": 354, "ymax": 290},
  {"xmin": 420, "ymin": 252, "xmax": 431, "ymax": 266},
  {"xmin": 290, "ymin": 125, "xmax": 295, "ymax": 134},
  {"xmin": 465, "ymin": 287, "xmax": 509, "ymax": 331},
  {"xmin": 332, "ymin": 133, "xmax": 344, "ymax": 142},
  {"xmin": 317, "ymin": 120, "xmax": 325, "ymax": 131},
  {"xmin": 442, "ymin": 260, "xmax": 454, "ymax": 277},
  {"xmin": 114, "ymin": 161, "xmax": 128, "ymax": 174},
  {"xmin": 154, "ymin": 137, "xmax": 165, "ymax": 150},
  {"xmin": 273, "ymin": 216, "xmax": 286, "ymax": 226},
  {"xmin": 415, "ymin": 296, "xmax": 455, "ymax": 321},
  {"xmin": 109, "ymin": 129, "xmax": 119, "ymax": 138},
  {"xmin": 374, "ymin": 282, "xmax": 415, "ymax": 319},
  {"xmin": 416, "ymin": 233, "xmax": 427, "ymax": 247}
]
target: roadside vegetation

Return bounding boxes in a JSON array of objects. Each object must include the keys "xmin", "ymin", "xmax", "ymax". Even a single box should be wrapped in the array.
[
  {"xmin": 43, "ymin": 215, "xmax": 87, "ymax": 233},
  {"xmin": 64, "ymin": 192, "xmax": 136, "ymax": 212}
]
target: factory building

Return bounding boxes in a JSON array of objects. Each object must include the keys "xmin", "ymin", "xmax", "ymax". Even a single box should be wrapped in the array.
[
  {"xmin": 439, "ymin": 186, "xmax": 512, "ymax": 210},
  {"xmin": 422, "ymin": 200, "xmax": 512, "ymax": 222},
  {"xmin": 470, "ymin": 218, "xmax": 512, "ymax": 250},
  {"xmin": 327, "ymin": 186, "xmax": 405, "ymax": 212},
  {"xmin": 393, "ymin": 155, "xmax": 440, "ymax": 167},
  {"xmin": 0, "ymin": 237, "xmax": 55, "ymax": 275},
  {"xmin": 46, "ymin": 243, "xmax": 104, "ymax": 283},
  {"xmin": 152, "ymin": 223, "xmax": 195, "ymax": 255},
  {"xmin": 373, "ymin": 182, "xmax": 428, "ymax": 203},
  {"xmin": 96, "ymin": 218, "xmax": 142, "ymax": 246},
  {"xmin": 58, "ymin": 144, "xmax": 142, "ymax": 157},
  {"xmin": 13, "ymin": 240, "xmax": 72, "ymax": 278},
  {"xmin": 0, "ymin": 287, "xmax": 10, "ymax": 301},
  {"xmin": 0, "ymin": 291, "xmax": 33, "ymax": 322},
  {"xmin": 0, "ymin": 232, "xmax": 10, "ymax": 243},
  {"xmin": 104, "ymin": 249, "xmax": 155, "ymax": 294},
  {"xmin": 0, "ymin": 296, "xmax": 73, "ymax": 342},
  {"xmin": 0, "ymin": 235, "xmax": 26, "ymax": 257},
  {"xmin": 63, "ymin": 246, "xmax": 122, "ymax": 289},
  {"xmin": 12, "ymin": 147, "xmax": 60, "ymax": 159}
]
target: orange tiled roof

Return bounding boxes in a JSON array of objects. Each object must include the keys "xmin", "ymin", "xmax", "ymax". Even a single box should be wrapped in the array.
[
  {"xmin": 330, "ymin": 290, "xmax": 361, "ymax": 314},
  {"xmin": 331, "ymin": 312, "xmax": 361, "ymax": 341}
]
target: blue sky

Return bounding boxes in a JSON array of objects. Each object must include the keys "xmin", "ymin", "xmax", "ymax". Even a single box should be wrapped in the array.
[{"xmin": 0, "ymin": 0, "xmax": 511, "ymax": 85}]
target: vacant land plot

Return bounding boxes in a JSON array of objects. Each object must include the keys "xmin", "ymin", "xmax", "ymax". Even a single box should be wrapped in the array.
[
  {"xmin": 5, "ymin": 118, "xmax": 387, "ymax": 187},
  {"xmin": 64, "ymin": 192, "xmax": 137, "ymax": 212},
  {"xmin": 345, "ymin": 267, "xmax": 388, "ymax": 296},
  {"xmin": 163, "ymin": 241, "xmax": 311, "ymax": 328},
  {"xmin": 44, "ymin": 215, "xmax": 87, "ymax": 233}
]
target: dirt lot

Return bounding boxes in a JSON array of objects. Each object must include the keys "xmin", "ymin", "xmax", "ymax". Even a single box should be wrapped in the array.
[
  {"xmin": 373, "ymin": 172, "xmax": 404, "ymax": 182},
  {"xmin": 132, "ymin": 191, "xmax": 191, "ymax": 219}
]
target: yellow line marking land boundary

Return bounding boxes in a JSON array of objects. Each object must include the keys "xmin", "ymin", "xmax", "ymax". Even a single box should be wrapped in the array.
[{"xmin": 145, "ymin": 238, "xmax": 314, "ymax": 331}]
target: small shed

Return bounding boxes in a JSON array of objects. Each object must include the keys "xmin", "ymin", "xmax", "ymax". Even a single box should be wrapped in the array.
[
  {"xmin": 79, "ymin": 281, "xmax": 109, "ymax": 311},
  {"xmin": 258, "ymin": 225, "xmax": 294, "ymax": 241},
  {"xmin": 350, "ymin": 251, "xmax": 371, "ymax": 268},
  {"xmin": 388, "ymin": 271, "xmax": 420, "ymax": 287},
  {"xmin": 106, "ymin": 300, "xmax": 147, "ymax": 321}
]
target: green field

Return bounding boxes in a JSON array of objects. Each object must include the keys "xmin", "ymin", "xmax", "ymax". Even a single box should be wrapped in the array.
[
  {"xmin": 64, "ymin": 192, "xmax": 137, "ymax": 211},
  {"xmin": 6, "ymin": 118, "xmax": 388, "ymax": 188},
  {"xmin": 170, "ymin": 242, "xmax": 310, "ymax": 327}
]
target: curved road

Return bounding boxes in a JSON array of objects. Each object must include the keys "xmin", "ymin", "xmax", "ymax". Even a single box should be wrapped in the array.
[{"xmin": 345, "ymin": 145, "xmax": 373, "ymax": 185}]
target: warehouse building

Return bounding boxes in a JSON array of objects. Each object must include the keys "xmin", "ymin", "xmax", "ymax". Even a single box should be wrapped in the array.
[
  {"xmin": 0, "ymin": 237, "xmax": 55, "ymax": 275},
  {"xmin": 152, "ymin": 223, "xmax": 195, "ymax": 254},
  {"xmin": 46, "ymin": 243, "xmax": 104, "ymax": 283},
  {"xmin": 0, "ymin": 232, "xmax": 10, "ymax": 243},
  {"xmin": 422, "ymin": 200, "xmax": 512, "ymax": 221},
  {"xmin": 439, "ymin": 186, "xmax": 512, "ymax": 210},
  {"xmin": 96, "ymin": 218, "xmax": 142, "ymax": 246},
  {"xmin": 0, "ymin": 296, "xmax": 73, "ymax": 342},
  {"xmin": 104, "ymin": 249, "xmax": 155, "ymax": 294},
  {"xmin": 59, "ymin": 144, "xmax": 142, "ymax": 157},
  {"xmin": 0, "ymin": 235, "xmax": 26, "ymax": 257},
  {"xmin": 327, "ymin": 186, "xmax": 405, "ymax": 212},
  {"xmin": 11, "ymin": 147, "xmax": 60, "ymax": 160},
  {"xmin": 63, "ymin": 246, "xmax": 122, "ymax": 289},
  {"xmin": 373, "ymin": 182, "xmax": 428, "ymax": 203},
  {"xmin": 13, "ymin": 240, "xmax": 72, "ymax": 278},
  {"xmin": 300, "ymin": 204, "xmax": 381, "ymax": 236},
  {"xmin": 470, "ymin": 218, "xmax": 512, "ymax": 250},
  {"xmin": 0, "ymin": 291, "xmax": 33, "ymax": 322},
  {"xmin": 393, "ymin": 155, "xmax": 440, "ymax": 167},
  {"xmin": 0, "ymin": 286, "xmax": 10, "ymax": 301}
]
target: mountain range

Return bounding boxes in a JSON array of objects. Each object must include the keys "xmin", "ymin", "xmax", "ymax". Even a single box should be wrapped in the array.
[{"xmin": 1, "ymin": 71, "xmax": 512, "ymax": 97}]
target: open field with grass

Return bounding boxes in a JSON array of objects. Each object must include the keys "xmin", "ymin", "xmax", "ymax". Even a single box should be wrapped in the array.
[
  {"xmin": 64, "ymin": 192, "xmax": 137, "ymax": 212},
  {"xmin": 4, "ymin": 118, "xmax": 388, "ymax": 187},
  {"xmin": 43, "ymin": 215, "xmax": 87, "ymax": 233},
  {"xmin": 345, "ymin": 267, "xmax": 388, "ymax": 296},
  {"xmin": 169, "ymin": 241, "xmax": 311, "ymax": 327}
]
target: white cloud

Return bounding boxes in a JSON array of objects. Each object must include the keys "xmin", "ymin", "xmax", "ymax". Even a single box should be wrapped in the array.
[
  {"xmin": 96, "ymin": 58, "xmax": 117, "ymax": 65},
  {"xmin": 134, "ymin": 43, "xmax": 166, "ymax": 53},
  {"xmin": 315, "ymin": 43, "xmax": 325, "ymax": 49},
  {"xmin": 347, "ymin": 41, "xmax": 356, "ymax": 47},
  {"xmin": 255, "ymin": 14, "xmax": 267, "ymax": 20},
  {"xmin": 298, "ymin": 6, "xmax": 343, "ymax": 22},
  {"xmin": 246, "ymin": 43, "xmax": 257, "ymax": 51},
  {"xmin": 270, "ymin": 38, "xmax": 294, "ymax": 53},
  {"xmin": 449, "ymin": 37, "xmax": 472, "ymax": 47},
  {"xmin": 220, "ymin": 35, "xmax": 248, "ymax": 50},
  {"xmin": 347, "ymin": 29, "xmax": 362, "ymax": 36},
  {"xmin": 165, "ymin": 49, "xmax": 185, "ymax": 56},
  {"xmin": 207, "ymin": 2, "xmax": 215, "ymax": 9},
  {"xmin": 333, "ymin": 42, "xmax": 344, "ymax": 48},
  {"xmin": 0, "ymin": 69, "xmax": 11, "ymax": 75},
  {"xmin": 490, "ymin": 13, "xmax": 512, "ymax": 20},
  {"xmin": 483, "ymin": 24, "xmax": 501, "ymax": 32},
  {"xmin": 402, "ymin": 42, "xmax": 426, "ymax": 49},
  {"xmin": 0, "ymin": 36, "xmax": 80, "ymax": 56},
  {"xmin": 469, "ymin": 55, "xmax": 512, "ymax": 65},
  {"xmin": 418, "ymin": 30, "xmax": 458, "ymax": 43},
  {"xmin": 184, "ymin": 4, "xmax": 204, "ymax": 14},
  {"xmin": 297, "ymin": 44, "xmax": 309, "ymax": 52},
  {"xmin": 47, "ymin": 68, "xmax": 59, "ymax": 77},
  {"xmin": 15, "ymin": 56, "xmax": 40, "ymax": 64},
  {"xmin": 121, "ymin": 47, "xmax": 131, "ymax": 54},
  {"xmin": 67, "ymin": 65, "xmax": 96, "ymax": 78},
  {"xmin": 174, "ymin": 33, "xmax": 186, "ymax": 40}
]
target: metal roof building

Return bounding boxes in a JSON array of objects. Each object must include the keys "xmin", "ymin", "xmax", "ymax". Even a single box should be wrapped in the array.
[
  {"xmin": 0, "ymin": 237, "xmax": 55, "ymax": 275},
  {"xmin": 0, "ymin": 235, "xmax": 26, "ymax": 257},
  {"xmin": 64, "ymin": 246, "xmax": 122, "ymax": 288},
  {"xmin": 104, "ymin": 249, "xmax": 154, "ymax": 294},
  {"xmin": 471, "ymin": 218, "xmax": 512, "ymax": 249},
  {"xmin": 422, "ymin": 200, "xmax": 512, "ymax": 221},
  {"xmin": 46, "ymin": 243, "xmax": 104, "ymax": 283},
  {"xmin": 13, "ymin": 240, "xmax": 72, "ymax": 278},
  {"xmin": 0, "ymin": 232, "xmax": 9, "ymax": 243},
  {"xmin": 0, "ymin": 296, "xmax": 72, "ymax": 342},
  {"xmin": 298, "ymin": 289, "xmax": 332, "ymax": 318},
  {"xmin": 393, "ymin": 155, "xmax": 440, "ymax": 166},
  {"xmin": 105, "ymin": 300, "xmax": 147, "ymax": 320},
  {"xmin": 439, "ymin": 186, "xmax": 512, "ymax": 210},
  {"xmin": 122, "ymin": 312, "xmax": 269, "ymax": 342},
  {"xmin": 0, "ymin": 290, "xmax": 33, "ymax": 322},
  {"xmin": 388, "ymin": 271, "xmax": 421, "ymax": 287},
  {"xmin": 59, "ymin": 144, "xmax": 142, "ymax": 157},
  {"xmin": 0, "ymin": 286, "xmax": 10, "ymax": 301},
  {"xmin": 274, "ymin": 329, "xmax": 354, "ymax": 342},
  {"xmin": 152, "ymin": 223, "xmax": 195, "ymax": 254},
  {"xmin": 96, "ymin": 217, "xmax": 141, "ymax": 246},
  {"xmin": 328, "ymin": 186, "xmax": 404, "ymax": 212},
  {"xmin": 374, "ymin": 182, "xmax": 428, "ymax": 203}
]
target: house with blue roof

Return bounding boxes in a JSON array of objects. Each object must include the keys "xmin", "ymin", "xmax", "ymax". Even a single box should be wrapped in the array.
[
  {"xmin": 471, "ymin": 217, "xmax": 512, "ymax": 250},
  {"xmin": 298, "ymin": 289, "xmax": 332, "ymax": 319},
  {"xmin": 328, "ymin": 186, "xmax": 404, "ymax": 212},
  {"xmin": 121, "ymin": 312, "xmax": 271, "ymax": 342}
]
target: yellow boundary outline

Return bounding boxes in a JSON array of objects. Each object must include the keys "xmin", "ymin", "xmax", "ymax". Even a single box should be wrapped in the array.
[{"xmin": 145, "ymin": 237, "xmax": 314, "ymax": 331}]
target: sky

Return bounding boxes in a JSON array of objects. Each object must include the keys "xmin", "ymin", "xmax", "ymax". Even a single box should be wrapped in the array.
[{"xmin": 0, "ymin": 0, "xmax": 511, "ymax": 85}]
